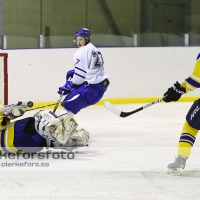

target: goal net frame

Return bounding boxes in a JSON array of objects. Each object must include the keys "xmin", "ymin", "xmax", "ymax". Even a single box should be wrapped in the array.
[{"xmin": 0, "ymin": 53, "xmax": 8, "ymax": 105}]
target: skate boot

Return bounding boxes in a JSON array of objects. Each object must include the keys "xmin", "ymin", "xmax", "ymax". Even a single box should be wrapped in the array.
[{"xmin": 167, "ymin": 155, "xmax": 187, "ymax": 175}]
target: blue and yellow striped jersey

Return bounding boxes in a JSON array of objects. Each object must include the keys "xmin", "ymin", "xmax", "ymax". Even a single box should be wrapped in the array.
[
  {"xmin": 181, "ymin": 54, "xmax": 200, "ymax": 93},
  {"xmin": 0, "ymin": 113, "xmax": 44, "ymax": 154}
]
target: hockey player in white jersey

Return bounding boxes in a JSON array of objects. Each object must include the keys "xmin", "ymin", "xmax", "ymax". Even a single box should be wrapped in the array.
[{"xmin": 57, "ymin": 28, "xmax": 110, "ymax": 115}]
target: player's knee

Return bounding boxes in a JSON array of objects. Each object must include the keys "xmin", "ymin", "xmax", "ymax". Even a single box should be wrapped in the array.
[
  {"xmin": 186, "ymin": 98, "xmax": 200, "ymax": 130},
  {"xmin": 62, "ymin": 96, "xmax": 88, "ymax": 114}
]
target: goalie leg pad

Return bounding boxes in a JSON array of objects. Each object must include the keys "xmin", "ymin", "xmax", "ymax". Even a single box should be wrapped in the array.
[
  {"xmin": 69, "ymin": 128, "xmax": 91, "ymax": 147},
  {"xmin": 53, "ymin": 128, "xmax": 91, "ymax": 151},
  {"xmin": 186, "ymin": 98, "xmax": 200, "ymax": 130},
  {"xmin": 53, "ymin": 139, "xmax": 77, "ymax": 152},
  {"xmin": 34, "ymin": 111, "xmax": 78, "ymax": 144}
]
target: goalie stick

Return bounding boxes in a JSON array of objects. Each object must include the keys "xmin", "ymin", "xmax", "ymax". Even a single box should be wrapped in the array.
[
  {"xmin": 0, "ymin": 95, "xmax": 80, "ymax": 119},
  {"xmin": 26, "ymin": 94, "xmax": 80, "ymax": 112},
  {"xmin": 104, "ymin": 96, "xmax": 166, "ymax": 118}
]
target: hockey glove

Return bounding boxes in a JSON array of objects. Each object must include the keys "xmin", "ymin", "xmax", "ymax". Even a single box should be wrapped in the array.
[
  {"xmin": 58, "ymin": 81, "xmax": 74, "ymax": 95},
  {"xmin": 163, "ymin": 81, "xmax": 186, "ymax": 102},
  {"xmin": 0, "ymin": 101, "xmax": 30, "ymax": 120},
  {"xmin": 66, "ymin": 69, "xmax": 75, "ymax": 80}
]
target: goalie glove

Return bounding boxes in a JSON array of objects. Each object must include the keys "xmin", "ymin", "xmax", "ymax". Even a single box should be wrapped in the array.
[
  {"xmin": 34, "ymin": 111, "xmax": 78, "ymax": 144},
  {"xmin": 0, "ymin": 101, "xmax": 32, "ymax": 120},
  {"xmin": 163, "ymin": 81, "xmax": 186, "ymax": 103}
]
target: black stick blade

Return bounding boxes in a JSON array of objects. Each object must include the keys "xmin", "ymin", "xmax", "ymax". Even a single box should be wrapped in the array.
[{"xmin": 120, "ymin": 107, "xmax": 143, "ymax": 117}]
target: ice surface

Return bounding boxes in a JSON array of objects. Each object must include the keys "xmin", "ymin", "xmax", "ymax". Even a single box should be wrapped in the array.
[{"xmin": 1, "ymin": 102, "xmax": 200, "ymax": 200}]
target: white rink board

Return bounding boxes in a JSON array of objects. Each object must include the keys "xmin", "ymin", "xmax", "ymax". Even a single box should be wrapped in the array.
[
  {"xmin": 1, "ymin": 47, "xmax": 200, "ymax": 103},
  {"xmin": 0, "ymin": 103, "xmax": 200, "ymax": 200}
]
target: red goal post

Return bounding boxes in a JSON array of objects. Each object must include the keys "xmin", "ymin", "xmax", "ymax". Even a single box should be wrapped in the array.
[{"xmin": 0, "ymin": 53, "xmax": 8, "ymax": 105}]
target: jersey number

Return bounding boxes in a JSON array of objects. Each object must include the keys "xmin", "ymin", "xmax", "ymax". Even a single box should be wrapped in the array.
[{"xmin": 92, "ymin": 51, "xmax": 104, "ymax": 68}]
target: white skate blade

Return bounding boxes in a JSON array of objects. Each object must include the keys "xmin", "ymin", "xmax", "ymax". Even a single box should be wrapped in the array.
[{"xmin": 167, "ymin": 168, "xmax": 183, "ymax": 176}]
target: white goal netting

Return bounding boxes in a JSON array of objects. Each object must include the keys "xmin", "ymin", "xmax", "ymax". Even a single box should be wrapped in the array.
[{"xmin": 0, "ymin": 53, "xmax": 8, "ymax": 105}]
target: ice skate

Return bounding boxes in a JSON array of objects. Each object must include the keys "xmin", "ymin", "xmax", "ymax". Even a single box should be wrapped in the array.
[{"xmin": 167, "ymin": 155, "xmax": 187, "ymax": 175}]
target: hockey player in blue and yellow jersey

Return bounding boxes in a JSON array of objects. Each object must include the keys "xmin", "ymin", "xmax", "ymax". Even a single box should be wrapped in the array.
[
  {"xmin": 0, "ymin": 102, "xmax": 91, "ymax": 154},
  {"xmin": 163, "ymin": 53, "xmax": 200, "ymax": 175}
]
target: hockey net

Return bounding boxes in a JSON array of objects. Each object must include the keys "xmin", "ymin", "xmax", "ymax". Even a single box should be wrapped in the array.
[{"xmin": 0, "ymin": 53, "xmax": 8, "ymax": 105}]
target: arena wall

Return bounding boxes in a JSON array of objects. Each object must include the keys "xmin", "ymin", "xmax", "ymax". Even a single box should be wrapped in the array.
[{"xmin": 1, "ymin": 47, "xmax": 200, "ymax": 105}]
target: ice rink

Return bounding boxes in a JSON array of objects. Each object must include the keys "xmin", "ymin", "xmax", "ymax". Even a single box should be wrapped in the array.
[{"xmin": 1, "ymin": 102, "xmax": 200, "ymax": 200}]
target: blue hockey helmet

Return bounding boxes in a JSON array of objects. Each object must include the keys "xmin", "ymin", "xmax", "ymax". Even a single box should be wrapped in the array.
[{"xmin": 74, "ymin": 28, "xmax": 91, "ymax": 42}]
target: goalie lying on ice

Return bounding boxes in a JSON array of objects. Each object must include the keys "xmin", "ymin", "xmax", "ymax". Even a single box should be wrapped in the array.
[{"xmin": 0, "ymin": 102, "xmax": 91, "ymax": 154}]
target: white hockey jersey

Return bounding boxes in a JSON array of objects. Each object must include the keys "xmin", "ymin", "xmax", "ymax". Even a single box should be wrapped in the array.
[{"xmin": 71, "ymin": 43, "xmax": 109, "ymax": 85}]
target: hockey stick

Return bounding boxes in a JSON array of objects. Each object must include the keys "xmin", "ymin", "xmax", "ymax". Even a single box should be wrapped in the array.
[
  {"xmin": 0, "ymin": 95, "xmax": 80, "ymax": 119},
  {"xmin": 26, "ymin": 94, "xmax": 80, "ymax": 112},
  {"xmin": 104, "ymin": 96, "xmax": 166, "ymax": 118},
  {"xmin": 53, "ymin": 92, "xmax": 64, "ymax": 113}
]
